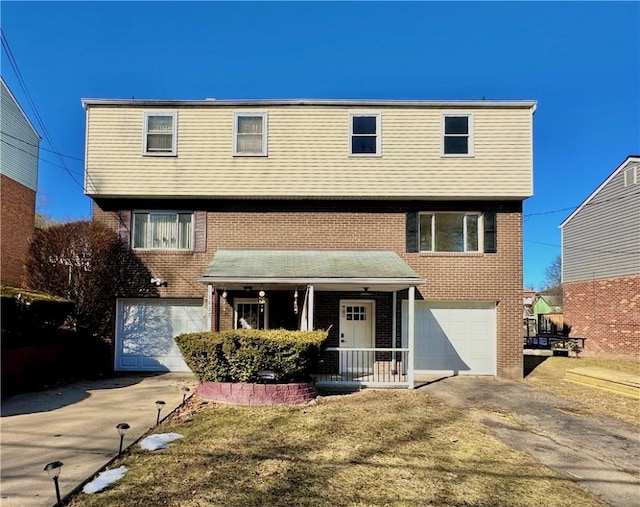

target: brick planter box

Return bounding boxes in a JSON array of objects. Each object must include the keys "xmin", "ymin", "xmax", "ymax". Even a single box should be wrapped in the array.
[{"xmin": 197, "ymin": 381, "xmax": 316, "ymax": 406}]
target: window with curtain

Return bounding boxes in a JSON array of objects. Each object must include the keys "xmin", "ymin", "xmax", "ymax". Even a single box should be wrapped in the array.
[
  {"xmin": 419, "ymin": 212, "xmax": 480, "ymax": 252},
  {"xmin": 234, "ymin": 113, "xmax": 267, "ymax": 155},
  {"xmin": 144, "ymin": 112, "xmax": 177, "ymax": 155},
  {"xmin": 133, "ymin": 212, "xmax": 192, "ymax": 250}
]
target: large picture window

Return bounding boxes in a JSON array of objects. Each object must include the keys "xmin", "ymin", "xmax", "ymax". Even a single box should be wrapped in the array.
[
  {"xmin": 133, "ymin": 212, "xmax": 193, "ymax": 250},
  {"xmin": 234, "ymin": 113, "xmax": 267, "ymax": 156},
  {"xmin": 143, "ymin": 112, "xmax": 177, "ymax": 155},
  {"xmin": 419, "ymin": 212, "xmax": 480, "ymax": 252}
]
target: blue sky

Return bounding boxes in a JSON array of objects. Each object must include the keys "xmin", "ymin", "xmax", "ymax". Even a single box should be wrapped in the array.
[{"xmin": 2, "ymin": 1, "xmax": 639, "ymax": 289}]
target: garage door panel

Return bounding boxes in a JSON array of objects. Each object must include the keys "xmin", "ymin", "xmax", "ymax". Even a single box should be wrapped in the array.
[
  {"xmin": 402, "ymin": 301, "xmax": 496, "ymax": 375},
  {"xmin": 116, "ymin": 299, "xmax": 206, "ymax": 372}
]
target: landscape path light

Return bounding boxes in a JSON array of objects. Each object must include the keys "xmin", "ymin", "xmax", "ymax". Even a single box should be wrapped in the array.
[
  {"xmin": 116, "ymin": 423, "xmax": 130, "ymax": 456},
  {"xmin": 155, "ymin": 400, "xmax": 166, "ymax": 426},
  {"xmin": 43, "ymin": 460, "xmax": 63, "ymax": 507},
  {"xmin": 182, "ymin": 387, "xmax": 190, "ymax": 406}
]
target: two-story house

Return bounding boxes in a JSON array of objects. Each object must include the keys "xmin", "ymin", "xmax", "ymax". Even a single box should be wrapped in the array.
[
  {"xmin": 83, "ymin": 98, "xmax": 536, "ymax": 385},
  {"xmin": 1, "ymin": 77, "xmax": 40, "ymax": 287},
  {"xmin": 560, "ymin": 155, "xmax": 640, "ymax": 357}
]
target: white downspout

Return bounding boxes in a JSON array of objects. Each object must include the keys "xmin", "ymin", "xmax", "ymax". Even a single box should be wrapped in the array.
[
  {"xmin": 408, "ymin": 286, "xmax": 415, "ymax": 389},
  {"xmin": 308, "ymin": 284, "xmax": 315, "ymax": 330}
]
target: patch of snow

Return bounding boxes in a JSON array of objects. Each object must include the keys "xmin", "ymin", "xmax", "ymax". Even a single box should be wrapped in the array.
[
  {"xmin": 83, "ymin": 466, "xmax": 127, "ymax": 494},
  {"xmin": 139, "ymin": 432, "xmax": 184, "ymax": 451}
]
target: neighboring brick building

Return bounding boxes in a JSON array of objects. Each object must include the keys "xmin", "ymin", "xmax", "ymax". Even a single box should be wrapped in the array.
[
  {"xmin": 1, "ymin": 77, "xmax": 40, "ymax": 287},
  {"xmin": 84, "ymin": 97, "xmax": 536, "ymax": 383},
  {"xmin": 560, "ymin": 156, "xmax": 640, "ymax": 357}
]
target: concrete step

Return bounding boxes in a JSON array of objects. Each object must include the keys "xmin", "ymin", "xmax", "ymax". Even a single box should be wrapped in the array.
[{"xmin": 565, "ymin": 367, "xmax": 640, "ymax": 399}]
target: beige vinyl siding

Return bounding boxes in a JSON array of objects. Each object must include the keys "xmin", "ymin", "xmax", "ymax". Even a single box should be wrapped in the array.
[
  {"xmin": 562, "ymin": 164, "xmax": 640, "ymax": 282},
  {"xmin": 1, "ymin": 80, "xmax": 39, "ymax": 191},
  {"xmin": 85, "ymin": 105, "xmax": 533, "ymax": 199}
]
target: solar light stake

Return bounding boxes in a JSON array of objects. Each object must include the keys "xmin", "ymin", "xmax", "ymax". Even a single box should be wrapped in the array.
[
  {"xmin": 116, "ymin": 423, "xmax": 130, "ymax": 456},
  {"xmin": 44, "ymin": 461, "xmax": 63, "ymax": 507},
  {"xmin": 155, "ymin": 400, "xmax": 166, "ymax": 426},
  {"xmin": 181, "ymin": 387, "xmax": 190, "ymax": 406}
]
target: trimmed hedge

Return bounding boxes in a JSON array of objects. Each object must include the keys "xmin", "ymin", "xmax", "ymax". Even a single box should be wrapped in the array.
[{"xmin": 174, "ymin": 329, "xmax": 328, "ymax": 383}]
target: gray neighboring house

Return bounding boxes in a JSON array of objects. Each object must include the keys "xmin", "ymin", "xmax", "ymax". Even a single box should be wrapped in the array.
[
  {"xmin": 0, "ymin": 77, "xmax": 40, "ymax": 287},
  {"xmin": 560, "ymin": 155, "xmax": 640, "ymax": 357}
]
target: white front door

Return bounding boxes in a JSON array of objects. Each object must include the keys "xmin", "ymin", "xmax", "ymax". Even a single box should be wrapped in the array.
[{"xmin": 339, "ymin": 300, "xmax": 374, "ymax": 375}]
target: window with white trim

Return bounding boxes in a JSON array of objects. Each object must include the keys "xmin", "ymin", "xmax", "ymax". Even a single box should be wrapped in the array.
[
  {"xmin": 234, "ymin": 113, "xmax": 267, "ymax": 156},
  {"xmin": 143, "ymin": 112, "xmax": 177, "ymax": 155},
  {"xmin": 419, "ymin": 212, "xmax": 481, "ymax": 252},
  {"xmin": 133, "ymin": 212, "xmax": 193, "ymax": 250},
  {"xmin": 442, "ymin": 114, "xmax": 473, "ymax": 156},
  {"xmin": 350, "ymin": 114, "xmax": 380, "ymax": 155}
]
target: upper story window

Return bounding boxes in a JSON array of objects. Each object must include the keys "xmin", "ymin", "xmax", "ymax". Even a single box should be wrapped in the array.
[
  {"xmin": 143, "ymin": 112, "xmax": 177, "ymax": 156},
  {"xmin": 442, "ymin": 114, "xmax": 473, "ymax": 156},
  {"xmin": 419, "ymin": 212, "xmax": 481, "ymax": 252},
  {"xmin": 133, "ymin": 211, "xmax": 192, "ymax": 250},
  {"xmin": 350, "ymin": 114, "xmax": 381, "ymax": 156},
  {"xmin": 234, "ymin": 113, "xmax": 267, "ymax": 156}
]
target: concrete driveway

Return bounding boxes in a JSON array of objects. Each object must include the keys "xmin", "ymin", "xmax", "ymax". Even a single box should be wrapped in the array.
[
  {"xmin": 418, "ymin": 376, "xmax": 640, "ymax": 507},
  {"xmin": 1, "ymin": 373, "xmax": 196, "ymax": 507}
]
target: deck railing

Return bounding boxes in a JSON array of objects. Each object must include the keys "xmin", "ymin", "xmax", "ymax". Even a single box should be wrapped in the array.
[{"xmin": 313, "ymin": 347, "xmax": 410, "ymax": 387}]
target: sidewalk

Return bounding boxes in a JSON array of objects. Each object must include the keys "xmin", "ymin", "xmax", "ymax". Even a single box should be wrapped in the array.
[{"xmin": 1, "ymin": 373, "xmax": 196, "ymax": 507}]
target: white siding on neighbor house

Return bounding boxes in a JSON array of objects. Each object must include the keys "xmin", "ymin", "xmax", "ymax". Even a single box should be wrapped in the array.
[
  {"xmin": 84, "ymin": 103, "xmax": 534, "ymax": 199},
  {"xmin": 0, "ymin": 79, "xmax": 40, "ymax": 191},
  {"xmin": 561, "ymin": 158, "xmax": 640, "ymax": 283}
]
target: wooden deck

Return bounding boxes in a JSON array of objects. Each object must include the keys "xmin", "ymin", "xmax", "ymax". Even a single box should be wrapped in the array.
[{"xmin": 565, "ymin": 367, "xmax": 640, "ymax": 399}]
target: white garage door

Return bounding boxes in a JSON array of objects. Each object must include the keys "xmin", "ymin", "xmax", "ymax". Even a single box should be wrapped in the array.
[
  {"xmin": 116, "ymin": 299, "xmax": 207, "ymax": 372},
  {"xmin": 402, "ymin": 301, "xmax": 496, "ymax": 375}
]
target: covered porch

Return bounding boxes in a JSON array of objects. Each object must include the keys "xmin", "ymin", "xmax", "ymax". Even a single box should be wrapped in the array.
[{"xmin": 200, "ymin": 249, "xmax": 424, "ymax": 388}]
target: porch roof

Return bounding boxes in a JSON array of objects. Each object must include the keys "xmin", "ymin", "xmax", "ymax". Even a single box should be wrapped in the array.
[{"xmin": 200, "ymin": 249, "xmax": 424, "ymax": 291}]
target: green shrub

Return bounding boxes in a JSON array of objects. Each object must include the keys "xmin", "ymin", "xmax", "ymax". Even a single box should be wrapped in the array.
[{"xmin": 175, "ymin": 329, "xmax": 328, "ymax": 383}]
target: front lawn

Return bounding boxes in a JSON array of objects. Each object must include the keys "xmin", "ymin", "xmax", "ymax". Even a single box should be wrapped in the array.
[
  {"xmin": 524, "ymin": 356, "xmax": 640, "ymax": 426},
  {"xmin": 68, "ymin": 390, "xmax": 606, "ymax": 507}
]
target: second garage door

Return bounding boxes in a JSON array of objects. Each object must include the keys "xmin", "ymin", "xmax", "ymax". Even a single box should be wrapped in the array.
[
  {"xmin": 402, "ymin": 301, "xmax": 496, "ymax": 375},
  {"xmin": 116, "ymin": 299, "xmax": 207, "ymax": 372}
]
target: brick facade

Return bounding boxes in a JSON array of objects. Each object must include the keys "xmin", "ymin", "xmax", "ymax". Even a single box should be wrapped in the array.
[
  {"xmin": 197, "ymin": 381, "xmax": 316, "ymax": 406},
  {"xmin": 93, "ymin": 198, "xmax": 524, "ymax": 379},
  {"xmin": 563, "ymin": 275, "xmax": 640, "ymax": 357},
  {"xmin": 1, "ymin": 174, "xmax": 36, "ymax": 286}
]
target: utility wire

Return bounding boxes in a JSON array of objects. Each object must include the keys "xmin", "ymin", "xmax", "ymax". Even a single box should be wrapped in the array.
[
  {"xmin": 0, "ymin": 138, "xmax": 84, "ymax": 175},
  {"xmin": 1, "ymin": 28, "xmax": 88, "ymax": 190},
  {"xmin": 0, "ymin": 130, "xmax": 85, "ymax": 161},
  {"xmin": 524, "ymin": 191, "xmax": 640, "ymax": 218},
  {"xmin": 526, "ymin": 240, "xmax": 639, "ymax": 256}
]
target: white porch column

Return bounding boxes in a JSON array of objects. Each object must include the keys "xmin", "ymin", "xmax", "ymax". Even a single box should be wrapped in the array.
[
  {"xmin": 206, "ymin": 285, "xmax": 213, "ymax": 331},
  {"xmin": 392, "ymin": 291, "xmax": 397, "ymax": 373},
  {"xmin": 308, "ymin": 284, "xmax": 315, "ymax": 331},
  {"xmin": 407, "ymin": 286, "xmax": 415, "ymax": 389}
]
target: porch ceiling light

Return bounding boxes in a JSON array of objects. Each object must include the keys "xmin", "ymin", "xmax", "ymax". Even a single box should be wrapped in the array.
[
  {"xmin": 258, "ymin": 289, "xmax": 266, "ymax": 298},
  {"xmin": 244, "ymin": 286, "xmax": 252, "ymax": 292}
]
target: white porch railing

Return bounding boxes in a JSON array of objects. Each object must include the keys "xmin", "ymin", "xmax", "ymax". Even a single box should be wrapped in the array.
[{"xmin": 314, "ymin": 347, "xmax": 410, "ymax": 387}]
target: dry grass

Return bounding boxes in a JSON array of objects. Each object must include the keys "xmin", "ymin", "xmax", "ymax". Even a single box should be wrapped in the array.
[
  {"xmin": 524, "ymin": 356, "xmax": 640, "ymax": 426},
  {"xmin": 68, "ymin": 390, "xmax": 606, "ymax": 507}
]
